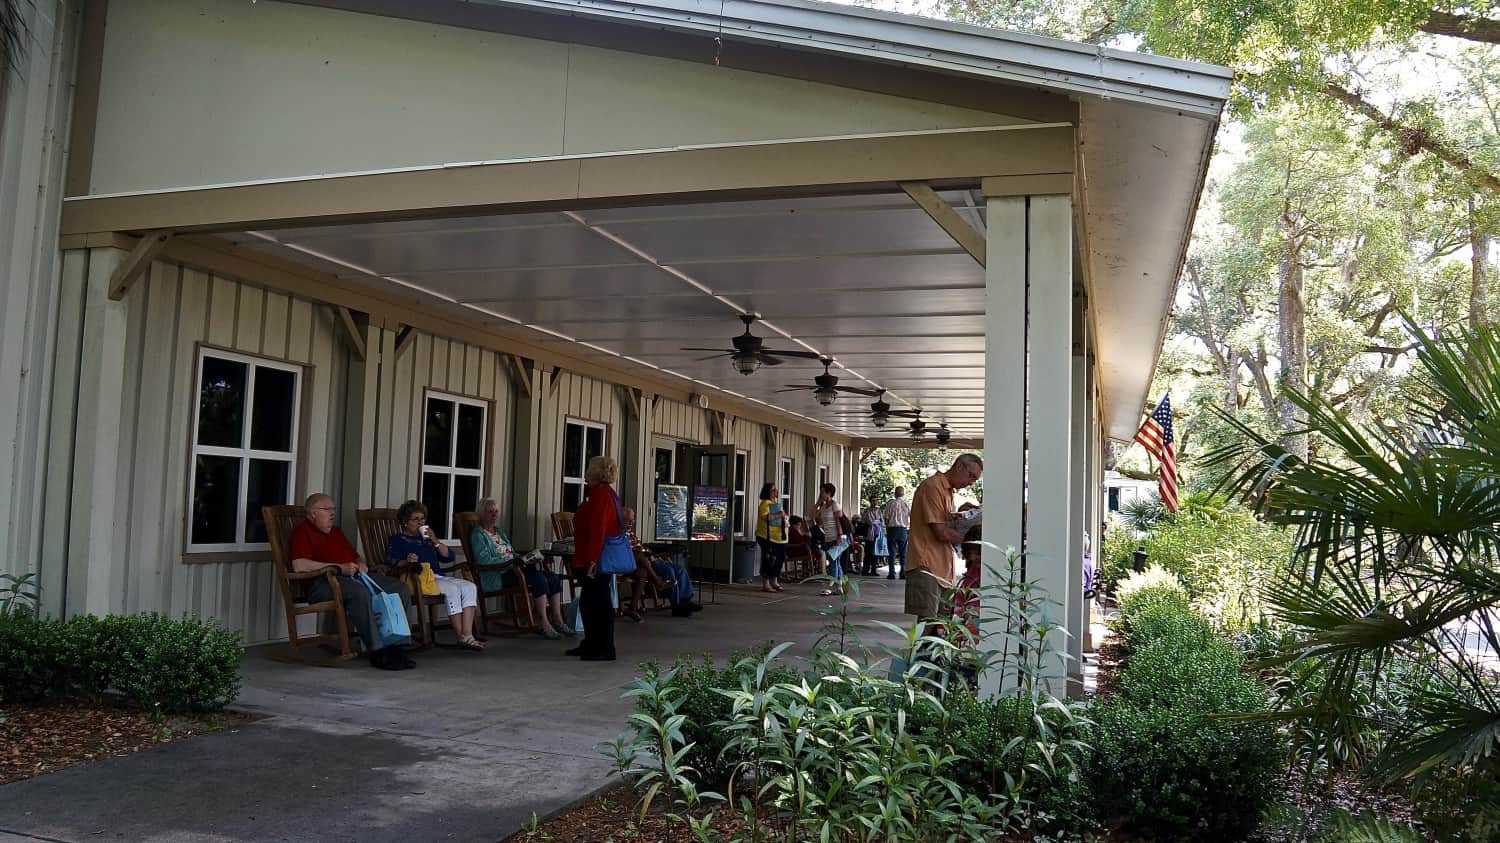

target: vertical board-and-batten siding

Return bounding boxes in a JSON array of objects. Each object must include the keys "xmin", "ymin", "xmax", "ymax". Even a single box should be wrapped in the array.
[
  {"xmin": 651, "ymin": 397, "xmax": 710, "ymax": 444},
  {"xmin": 82, "ymin": 256, "xmax": 349, "ymax": 644},
  {"xmin": 365, "ymin": 330, "xmax": 514, "ymax": 527},
  {"xmin": 525, "ymin": 370, "xmax": 626, "ymax": 542}
]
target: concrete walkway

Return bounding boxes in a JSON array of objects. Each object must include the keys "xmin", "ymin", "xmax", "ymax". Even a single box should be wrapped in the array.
[{"xmin": 0, "ymin": 577, "xmax": 913, "ymax": 843}]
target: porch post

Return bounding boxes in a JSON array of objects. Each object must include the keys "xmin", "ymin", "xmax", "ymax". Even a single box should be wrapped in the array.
[
  {"xmin": 338, "ymin": 318, "xmax": 380, "ymax": 538},
  {"xmin": 979, "ymin": 191, "xmax": 1073, "ymax": 697},
  {"xmin": 978, "ymin": 196, "xmax": 1027, "ymax": 697},
  {"xmin": 1084, "ymin": 355, "xmax": 1101, "ymax": 655},
  {"xmin": 509, "ymin": 361, "xmax": 547, "ymax": 549},
  {"xmin": 64, "ymin": 247, "xmax": 130, "ymax": 617},
  {"xmin": 1027, "ymin": 194, "xmax": 1075, "ymax": 694},
  {"xmin": 1066, "ymin": 299, "xmax": 1089, "ymax": 697}
]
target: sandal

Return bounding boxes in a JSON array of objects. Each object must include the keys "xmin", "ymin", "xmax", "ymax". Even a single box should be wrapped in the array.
[
  {"xmin": 773, "ymin": 585, "xmax": 784, "ymax": 592},
  {"xmin": 459, "ymin": 636, "xmax": 486, "ymax": 651},
  {"xmin": 623, "ymin": 610, "xmax": 644, "ymax": 623}
]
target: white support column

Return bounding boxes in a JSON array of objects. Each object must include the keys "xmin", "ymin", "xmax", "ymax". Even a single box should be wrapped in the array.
[
  {"xmin": 509, "ymin": 361, "xmax": 547, "ymax": 549},
  {"xmin": 980, "ymin": 193, "xmax": 1074, "ymax": 697},
  {"xmin": 65, "ymin": 248, "xmax": 130, "ymax": 617},
  {"xmin": 979, "ymin": 196, "xmax": 1028, "ymax": 698},
  {"xmin": 1066, "ymin": 306, "xmax": 1089, "ymax": 697},
  {"xmin": 1084, "ymin": 357, "xmax": 1101, "ymax": 655},
  {"xmin": 1027, "ymin": 194, "xmax": 1075, "ymax": 694}
]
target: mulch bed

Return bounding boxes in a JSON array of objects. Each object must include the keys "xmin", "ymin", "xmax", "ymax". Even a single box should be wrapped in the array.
[
  {"xmin": 507, "ymin": 783, "xmax": 742, "ymax": 842},
  {"xmin": 1, "ymin": 701, "xmax": 255, "ymax": 786}
]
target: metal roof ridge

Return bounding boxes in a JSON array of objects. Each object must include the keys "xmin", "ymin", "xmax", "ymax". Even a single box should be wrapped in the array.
[{"xmin": 463, "ymin": 0, "xmax": 1232, "ymax": 117}]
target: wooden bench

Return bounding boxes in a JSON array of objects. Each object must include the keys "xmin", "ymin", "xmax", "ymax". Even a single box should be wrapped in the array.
[{"xmin": 263, "ymin": 504, "xmax": 355, "ymax": 664}]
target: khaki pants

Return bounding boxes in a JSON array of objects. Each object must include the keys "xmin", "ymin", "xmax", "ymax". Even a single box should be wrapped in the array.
[{"xmin": 903, "ymin": 569, "xmax": 949, "ymax": 620}]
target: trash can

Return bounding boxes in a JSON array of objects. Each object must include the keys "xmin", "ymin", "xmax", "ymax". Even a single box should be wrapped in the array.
[
  {"xmin": 732, "ymin": 540, "xmax": 758, "ymax": 583},
  {"xmin": 1132, "ymin": 547, "xmax": 1149, "ymax": 572}
]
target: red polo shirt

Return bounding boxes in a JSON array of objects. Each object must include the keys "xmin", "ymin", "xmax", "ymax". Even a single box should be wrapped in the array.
[{"xmin": 289, "ymin": 520, "xmax": 359, "ymax": 565}]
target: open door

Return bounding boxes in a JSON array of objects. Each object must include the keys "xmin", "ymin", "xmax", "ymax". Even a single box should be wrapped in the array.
[{"xmin": 677, "ymin": 444, "xmax": 735, "ymax": 581}]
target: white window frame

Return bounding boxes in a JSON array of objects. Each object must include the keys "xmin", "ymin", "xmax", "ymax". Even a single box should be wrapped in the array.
[
  {"xmin": 733, "ymin": 450, "xmax": 749, "ymax": 537},
  {"xmin": 561, "ymin": 418, "xmax": 608, "ymax": 512},
  {"xmin": 818, "ymin": 464, "xmax": 830, "ymax": 493},
  {"xmin": 780, "ymin": 457, "xmax": 794, "ymax": 517},
  {"xmin": 420, "ymin": 390, "xmax": 488, "ymax": 542},
  {"xmin": 186, "ymin": 348, "xmax": 302, "ymax": 553}
]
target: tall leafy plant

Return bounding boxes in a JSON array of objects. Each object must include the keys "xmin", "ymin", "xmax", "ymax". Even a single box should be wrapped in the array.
[{"xmin": 1207, "ymin": 318, "xmax": 1500, "ymax": 830}]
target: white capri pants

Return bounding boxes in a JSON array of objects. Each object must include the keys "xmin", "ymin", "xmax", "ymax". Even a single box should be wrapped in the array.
[{"xmin": 435, "ymin": 575, "xmax": 478, "ymax": 616}]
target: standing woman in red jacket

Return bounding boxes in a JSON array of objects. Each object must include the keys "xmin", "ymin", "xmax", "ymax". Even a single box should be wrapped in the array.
[{"xmin": 567, "ymin": 455, "xmax": 621, "ymax": 661}]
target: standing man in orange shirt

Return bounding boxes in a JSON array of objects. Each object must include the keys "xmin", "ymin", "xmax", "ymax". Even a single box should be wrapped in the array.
[{"xmin": 904, "ymin": 454, "xmax": 983, "ymax": 622}]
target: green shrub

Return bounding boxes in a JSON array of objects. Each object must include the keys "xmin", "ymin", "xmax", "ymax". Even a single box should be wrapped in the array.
[
  {"xmin": 1410, "ymin": 760, "xmax": 1500, "ymax": 841},
  {"xmin": 1089, "ymin": 694, "xmax": 1282, "ymax": 839},
  {"xmin": 1135, "ymin": 506, "xmax": 1293, "ymax": 632},
  {"xmin": 0, "ymin": 611, "xmax": 240, "ymax": 713},
  {"xmin": 1119, "ymin": 630, "xmax": 1264, "ymax": 713},
  {"xmin": 1115, "ymin": 564, "xmax": 1191, "ymax": 636}
]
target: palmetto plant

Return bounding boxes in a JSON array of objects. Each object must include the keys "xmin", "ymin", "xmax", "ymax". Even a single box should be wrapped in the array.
[
  {"xmin": 2, "ymin": 0, "xmax": 25, "ymax": 74},
  {"xmin": 1206, "ymin": 319, "xmax": 1500, "ymax": 822}
]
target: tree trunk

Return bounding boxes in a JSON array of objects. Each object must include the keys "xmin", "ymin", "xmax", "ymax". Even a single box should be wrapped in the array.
[
  {"xmin": 1419, "ymin": 10, "xmax": 1500, "ymax": 45},
  {"xmin": 1324, "ymin": 82, "xmax": 1500, "ymax": 194},
  {"xmin": 1471, "ymin": 196, "xmax": 1490, "ymax": 329},
  {"xmin": 1278, "ymin": 230, "xmax": 1309, "ymax": 459},
  {"xmin": 1245, "ymin": 341, "xmax": 1278, "ymax": 418}
]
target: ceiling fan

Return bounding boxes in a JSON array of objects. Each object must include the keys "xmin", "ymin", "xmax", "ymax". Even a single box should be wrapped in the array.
[
  {"xmin": 832, "ymin": 390, "xmax": 922, "ymax": 429},
  {"xmin": 915, "ymin": 422, "xmax": 974, "ymax": 447},
  {"xmin": 680, "ymin": 313, "xmax": 824, "ymax": 375},
  {"xmin": 776, "ymin": 358, "xmax": 882, "ymax": 406}
]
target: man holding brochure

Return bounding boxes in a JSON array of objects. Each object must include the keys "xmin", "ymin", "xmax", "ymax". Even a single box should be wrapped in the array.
[{"xmin": 904, "ymin": 455, "xmax": 984, "ymax": 623}]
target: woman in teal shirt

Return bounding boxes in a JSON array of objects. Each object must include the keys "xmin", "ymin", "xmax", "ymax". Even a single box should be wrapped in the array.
[{"xmin": 471, "ymin": 497, "xmax": 572, "ymax": 640}]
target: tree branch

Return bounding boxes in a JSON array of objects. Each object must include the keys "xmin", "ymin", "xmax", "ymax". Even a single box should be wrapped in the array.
[
  {"xmin": 1324, "ymin": 81, "xmax": 1500, "ymax": 194},
  {"xmin": 1418, "ymin": 10, "xmax": 1500, "ymax": 44}
]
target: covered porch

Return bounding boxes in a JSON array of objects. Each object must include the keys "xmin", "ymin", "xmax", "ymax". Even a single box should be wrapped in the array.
[{"xmin": 23, "ymin": 0, "xmax": 1229, "ymax": 699}]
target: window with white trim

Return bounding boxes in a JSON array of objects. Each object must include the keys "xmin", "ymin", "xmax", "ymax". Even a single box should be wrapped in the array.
[
  {"xmin": 818, "ymin": 465, "xmax": 830, "ymax": 492},
  {"xmin": 561, "ymin": 419, "xmax": 606, "ymax": 513},
  {"xmin": 733, "ymin": 450, "xmax": 749, "ymax": 536},
  {"xmin": 188, "ymin": 349, "xmax": 301, "ymax": 552},
  {"xmin": 420, "ymin": 391, "xmax": 487, "ymax": 541},
  {"xmin": 780, "ymin": 458, "xmax": 794, "ymax": 518}
]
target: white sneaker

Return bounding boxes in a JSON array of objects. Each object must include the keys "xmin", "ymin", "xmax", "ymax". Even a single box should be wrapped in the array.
[{"xmin": 539, "ymin": 625, "xmax": 561, "ymax": 640}]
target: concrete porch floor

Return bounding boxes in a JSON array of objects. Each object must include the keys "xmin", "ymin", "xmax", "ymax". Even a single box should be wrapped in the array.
[{"xmin": 0, "ymin": 577, "xmax": 915, "ymax": 843}]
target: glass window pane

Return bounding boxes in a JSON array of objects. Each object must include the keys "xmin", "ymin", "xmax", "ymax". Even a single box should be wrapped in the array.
[
  {"xmin": 453, "ymin": 476, "xmax": 480, "ymax": 535},
  {"xmin": 244, "ymin": 459, "xmax": 291, "ymax": 544},
  {"xmin": 733, "ymin": 493, "xmax": 745, "ymax": 535},
  {"xmin": 196, "ymin": 357, "xmax": 247, "ymax": 448},
  {"xmin": 191, "ymin": 455, "xmax": 241, "ymax": 545},
  {"xmin": 249, "ymin": 367, "xmax": 297, "ymax": 453},
  {"xmin": 562, "ymin": 481, "xmax": 582, "ymax": 513},
  {"xmin": 424, "ymin": 399, "xmax": 454, "ymax": 467},
  {"xmin": 654, "ymin": 449, "xmax": 673, "ymax": 487},
  {"xmin": 563, "ymin": 423, "xmax": 584, "ymax": 479},
  {"xmin": 455, "ymin": 404, "xmax": 485, "ymax": 469},
  {"xmin": 585, "ymin": 426, "xmax": 604, "ymax": 462},
  {"xmin": 735, "ymin": 454, "xmax": 747, "ymax": 493},
  {"xmin": 421, "ymin": 472, "xmax": 450, "ymax": 539}
]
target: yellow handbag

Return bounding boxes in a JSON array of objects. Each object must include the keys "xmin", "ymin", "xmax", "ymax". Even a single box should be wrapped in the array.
[{"xmin": 417, "ymin": 562, "xmax": 441, "ymax": 597}]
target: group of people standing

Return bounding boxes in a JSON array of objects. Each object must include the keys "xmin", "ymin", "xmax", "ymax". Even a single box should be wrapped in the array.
[{"xmin": 749, "ymin": 452, "xmax": 983, "ymax": 622}]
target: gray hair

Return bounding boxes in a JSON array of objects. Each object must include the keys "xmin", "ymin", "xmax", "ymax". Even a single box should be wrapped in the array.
[
  {"xmin": 303, "ymin": 493, "xmax": 333, "ymax": 515},
  {"xmin": 476, "ymin": 497, "xmax": 499, "ymax": 515},
  {"xmin": 585, "ymin": 454, "xmax": 619, "ymax": 485},
  {"xmin": 954, "ymin": 453, "xmax": 983, "ymax": 471}
]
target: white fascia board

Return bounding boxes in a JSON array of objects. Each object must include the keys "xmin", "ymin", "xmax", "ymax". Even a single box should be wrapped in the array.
[{"xmin": 464, "ymin": 0, "xmax": 1233, "ymax": 118}]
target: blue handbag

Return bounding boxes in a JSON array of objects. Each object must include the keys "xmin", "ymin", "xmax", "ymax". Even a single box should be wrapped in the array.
[
  {"xmin": 357, "ymin": 572, "xmax": 412, "ymax": 648},
  {"xmin": 597, "ymin": 489, "xmax": 638, "ymax": 576}
]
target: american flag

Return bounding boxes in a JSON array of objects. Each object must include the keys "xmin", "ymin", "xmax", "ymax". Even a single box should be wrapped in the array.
[{"xmin": 1134, "ymin": 395, "xmax": 1178, "ymax": 512}]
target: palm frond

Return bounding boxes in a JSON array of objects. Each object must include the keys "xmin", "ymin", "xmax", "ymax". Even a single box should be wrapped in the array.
[{"xmin": 1, "ymin": 0, "xmax": 26, "ymax": 75}]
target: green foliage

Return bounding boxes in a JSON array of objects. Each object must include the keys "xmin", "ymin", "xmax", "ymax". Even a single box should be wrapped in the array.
[
  {"xmin": 0, "ymin": 572, "xmax": 41, "ymax": 616},
  {"xmin": 1316, "ymin": 810, "xmax": 1426, "ymax": 843},
  {"xmin": 859, "ymin": 447, "xmax": 983, "ymax": 509},
  {"xmin": 1090, "ymin": 596, "xmax": 1284, "ymax": 839},
  {"xmin": 1114, "ymin": 563, "xmax": 1189, "ymax": 624},
  {"xmin": 605, "ymin": 548, "xmax": 1089, "ymax": 841},
  {"xmin": 1409, "ymin": 760, "xmax": 1500, "ymax": 841},
  {"xmin": 1207, "ymin": 321, "xmax": 1500, "ymax": 787},
  {"xmin": 0, "ymin": 611, "xmax": 241, "ymax": 714}
]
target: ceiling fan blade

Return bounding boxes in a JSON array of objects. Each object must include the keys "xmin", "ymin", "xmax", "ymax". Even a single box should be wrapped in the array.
[
  {"xmin": 694, "ymin": 353, "xmax": 731, "ymax": 362},
  {"xmin": 887, "ymin": 409, "xmax": 924, "ymax": 418},
  {"xmin": 680, "ymin": 347, "xmax": 731, "ymax": 353},
  {"xmin": 835, "ymin": 386, "xmax": 884, "ymax": 397},
  {"xmin": 760, "ymin": 348, "xmax": 824, "ymax": 360},
  {"xmin": 774, "ymin": 387, "xmax": 813, "ymax": 393},
  {"xmin": 757, "ymin": 354, "xmax": 787, "ymax": 366}
]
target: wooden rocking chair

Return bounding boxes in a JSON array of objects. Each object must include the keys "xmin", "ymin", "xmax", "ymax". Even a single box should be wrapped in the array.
[
  {"xmin": 356, "ymin": 507, "xmax": 478, "ymax": 649},
  {"xmin": 263, "ymin": 504, "xmax": 356, "ymax": 664},
  {"xmin": 453, "ymin": 511, "xmax": 537, "ymax": 633}
]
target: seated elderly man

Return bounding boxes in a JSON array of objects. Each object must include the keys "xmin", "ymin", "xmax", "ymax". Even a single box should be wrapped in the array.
[
  {"xmin": 622, "ymin": 506, "xmax": 703, "ymax": 618},
  {"xmin": 290, "ymin": 493, "xmax": 415, "ymax": 670}
]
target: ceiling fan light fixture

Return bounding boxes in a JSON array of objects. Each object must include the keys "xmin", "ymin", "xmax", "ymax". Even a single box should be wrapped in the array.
[
  {"xmin": 872, "ymin": 416, "xmax": 887, "ymax": 428},
  {"xmin": 733, "ymin": 354, "xmax": 761, "ymax": 375},
  {"xmin": 815, "ymin": 390, "xmax": 836, "ymax": 406}
]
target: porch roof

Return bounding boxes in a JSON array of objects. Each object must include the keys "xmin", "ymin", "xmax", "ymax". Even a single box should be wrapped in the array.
[{"xmin": 63, "ymin": 0, "xmax": 1232, "ymax": 444}]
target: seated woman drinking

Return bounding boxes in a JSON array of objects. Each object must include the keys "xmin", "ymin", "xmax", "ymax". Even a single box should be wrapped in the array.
[
  {"xmin": 387, "ymin": 499, "xmax": 484, "ymax": 651},
  {"xmin": 469, "ymin": 497, "xmax": 573, "ymax": 639}
]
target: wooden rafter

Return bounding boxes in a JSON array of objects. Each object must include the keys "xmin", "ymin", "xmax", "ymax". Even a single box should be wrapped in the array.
[
  {"xmin": 508, "ymin": 355, "xmax": 533, "ymax": 397},
  {"xmin": 899, "ymin": 182, "xmax": 986, "ymax": 267},
  {"xmin": 107, "ymin": 230, "xmax": 174, "ymax": 300},
  {"xmin": 332, "ymin": 306, "xmax": 366, "ymax": 361},
  {"xmin": 394, "ymin": 325, "xmax": 417, "ymax": 359},
  {"xmin": 548, "ymin": 366, "xmax": 563, "ymax": 397}
]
